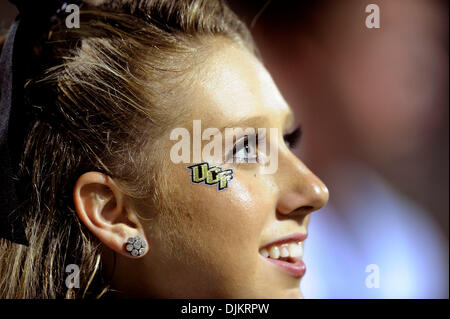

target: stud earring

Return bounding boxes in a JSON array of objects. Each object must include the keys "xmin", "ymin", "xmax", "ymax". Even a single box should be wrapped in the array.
[{"xmin": 125, "ymin": 236, "xmax": 147, "ymax": 257}]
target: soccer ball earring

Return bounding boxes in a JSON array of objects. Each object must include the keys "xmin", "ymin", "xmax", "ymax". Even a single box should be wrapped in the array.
[{"xmin": 125, "ymin": 236, "xmax": 147, "ymax": 257}]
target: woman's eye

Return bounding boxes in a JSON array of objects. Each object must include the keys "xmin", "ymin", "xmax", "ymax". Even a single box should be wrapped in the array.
[{"xmin": 233, "ymin": 136, "xmax": 258, "ymax": 163}]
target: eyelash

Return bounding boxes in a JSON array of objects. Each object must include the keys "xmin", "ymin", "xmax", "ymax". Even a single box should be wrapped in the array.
[{"xmin": 283, "ymin": 127, "xmax": 302, "ymax": 150}]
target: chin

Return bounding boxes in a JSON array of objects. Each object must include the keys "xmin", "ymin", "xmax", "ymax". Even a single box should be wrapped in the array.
[
  {"xmin": 283, "ymin": 288, "xmax": 303, "ymax": 299},
  {"xmin": 259, "ymin": 288, "xmax": 303, "ymax": 299}
]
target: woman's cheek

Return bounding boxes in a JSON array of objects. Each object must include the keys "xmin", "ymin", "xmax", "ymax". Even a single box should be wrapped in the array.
[
  {"xmin": 160, "ymin": 166, "xmax": 277, "ymax": 296},
  {"xmin": 172, "ymin": 165, "xmax": 274, "ymax": 251}
]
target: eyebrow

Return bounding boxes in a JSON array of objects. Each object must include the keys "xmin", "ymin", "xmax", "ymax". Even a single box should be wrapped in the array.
[
  {"xmin": 218, "ymin": 116, "xmax": 270, "ymax": 132},
  {"xmin": 217, "ymin": 110, "xmax": 295, "ymax": 133}
]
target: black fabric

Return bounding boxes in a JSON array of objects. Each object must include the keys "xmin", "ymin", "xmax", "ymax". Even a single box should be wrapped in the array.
[
  {"xmin": 0, "ymin": 19, "xmax": 28, "ymax": 246},
  {"xmin": 11, "ymin": 0, "xmax": 66, "ymax": 22},
  {"xmin": 1, "ymin": 0, "xmax": 88, "ymax": 246},
  {"xmin": 0, "ymin": 0, "xmax": 68, "ymax": 246}
]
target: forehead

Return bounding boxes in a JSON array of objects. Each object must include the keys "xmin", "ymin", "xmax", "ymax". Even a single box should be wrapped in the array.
[{"xmin": 188, "ymin": 41, "xmax": 292, "ymax": 129}]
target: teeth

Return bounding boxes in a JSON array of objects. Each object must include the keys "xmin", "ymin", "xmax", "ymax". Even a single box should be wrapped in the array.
[
  {"xmin": 269, "ymin": 246, "xmax": 280, "ymax": 259},
  {"xmin": 288, "ymin": 242, "xmax": 303, "ymax": 258},
  {"xmin": 260, "ymin": 241, "xmax": 303, "ymax": 260},
  {"xmin": 260, "ymin": 248, "xmax": 269, "ymax": 258},
  {"xmin": 280, "ymin": 246, "xmax": 290, "ymax": 258}
]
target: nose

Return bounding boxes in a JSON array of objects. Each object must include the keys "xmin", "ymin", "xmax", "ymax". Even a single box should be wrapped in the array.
[{"xmin": 276, "ymin": 152, "xmax": 329, "ymax": 217}]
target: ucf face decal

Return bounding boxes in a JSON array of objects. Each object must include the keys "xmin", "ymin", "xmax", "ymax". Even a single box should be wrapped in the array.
[{"xmin": 186, "ymin": 162, "xmax": 234, "ymax": 191}]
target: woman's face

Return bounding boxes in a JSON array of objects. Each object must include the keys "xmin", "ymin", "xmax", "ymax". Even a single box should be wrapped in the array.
[{"xmin": 134, "ymin": 42, "xmax": 329, "ymax": 298}]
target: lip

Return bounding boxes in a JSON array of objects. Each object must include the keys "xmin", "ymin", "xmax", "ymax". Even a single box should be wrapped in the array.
[
  {"xmin": 259, "ymin": 232, "xmax": 307, "ymax": 250},
  {"xmin": 265, "ymin": 257, "xmax": 306, "ymax": 278},
  {"xmin": 259, "ymin": 232, "xmax": 308, "ymax": 278}
]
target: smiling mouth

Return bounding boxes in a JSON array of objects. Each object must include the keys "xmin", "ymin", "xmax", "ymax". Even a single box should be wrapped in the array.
[
  {"xmin": 259, "ymin": 241, "xmax": 303, "ymax": 260},
  {"xmin": 259, "ymin": 233, "xmax": 307, "ymax": 278}
]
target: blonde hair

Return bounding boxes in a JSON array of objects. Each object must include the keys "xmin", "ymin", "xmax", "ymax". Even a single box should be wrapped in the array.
[{"xmin": 0, "ymin": 0, "xmax": 255, "ymax": 298}]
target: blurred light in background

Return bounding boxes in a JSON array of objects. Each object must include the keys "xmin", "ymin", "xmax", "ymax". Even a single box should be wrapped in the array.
[{"xmin": 230, "ymin": 0, "xmax": 449, "ymax": 298}]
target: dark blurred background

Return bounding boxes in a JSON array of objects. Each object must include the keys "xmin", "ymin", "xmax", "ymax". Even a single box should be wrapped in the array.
[{"xmin": 1, "ymin": 0, "xmax": 448, "ymax": 298}]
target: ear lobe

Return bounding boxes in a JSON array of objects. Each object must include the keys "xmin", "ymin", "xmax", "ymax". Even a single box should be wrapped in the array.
[{"xmin": 73, "ymin": 172, "xmax": 148, "ymax": 257}]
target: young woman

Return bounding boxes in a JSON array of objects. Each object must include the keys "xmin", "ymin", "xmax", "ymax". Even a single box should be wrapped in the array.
[{"xmin": 0, "ymin": 0, "xmax": 328, "ymax": 298}]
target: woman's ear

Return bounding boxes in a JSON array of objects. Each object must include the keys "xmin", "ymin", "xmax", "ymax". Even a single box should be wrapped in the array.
[{"xmin": 73, "ymin": 172, "xmax": 148, "ymax": 258}]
